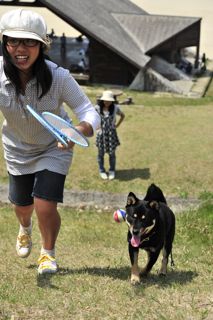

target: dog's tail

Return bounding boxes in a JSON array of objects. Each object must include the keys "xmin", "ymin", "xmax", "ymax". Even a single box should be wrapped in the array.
[{"xmin": 144, "ymin": 183, "xmax": 167, "ymax": 204}]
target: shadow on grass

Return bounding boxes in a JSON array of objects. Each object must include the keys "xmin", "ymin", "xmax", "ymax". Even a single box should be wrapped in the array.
[
  {"xmin": 59, "ymin": 266, "xmax": 198, "ymax": 288},
  {"xmin": 116, "ymin": 168, "xmax": 150, "ymax": 181},
  {"xmin": 28, "ymin": 264, "xmax": 59, "ymax": 289},
  {"xmin": 37, "ymin": 273, "xmax": 60, "ymax": 289},
  {"xmin": 58, "ymin": 266, "xmax": 129, "ymax": 281},
  {"xmin": 140, "ymin": 269, "xmax": 198, "ymax": 288},
  {"xmin": 28, "ymin": 264, "xmax": 197, "ymax": 289}
]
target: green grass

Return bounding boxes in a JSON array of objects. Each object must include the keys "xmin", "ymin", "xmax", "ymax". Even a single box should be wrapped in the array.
[
  {"xmin": 0, "ymin": 202, "xmax": 212, "ymax": 319},
  {"xmin": 82, "ymin": 84, "xmax": 213, "ymax": 106},
  {"xmin": 67, "ymin": 101, "xmax": 213, "ymax": 197},
  {"xmin": 0, "ymin": 69, "xmax": 213, "ymax": 319},
  {"xmin": 0, "ymin": 86, "xmax": 213, "ymax": 198}
]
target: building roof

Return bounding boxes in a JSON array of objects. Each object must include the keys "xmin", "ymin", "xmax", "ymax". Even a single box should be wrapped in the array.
[
  {"xmin": 113, "ymin": 14, "xmax": 201, "ymax": 53},
  {"xmin": 39, "ymin": 0, "xmax": 201, "ymax": 68}
]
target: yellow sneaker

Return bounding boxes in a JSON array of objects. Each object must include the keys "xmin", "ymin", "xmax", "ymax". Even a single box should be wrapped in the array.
[
  {"xmin": 38, "ymin": 254, "xmax": 58, "ymax": 275},
  {"xmin": 16, "ymin": 233, "xmax": 32, "ymax": 258}
]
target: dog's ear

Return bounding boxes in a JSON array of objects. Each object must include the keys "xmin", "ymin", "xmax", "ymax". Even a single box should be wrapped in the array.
[
  {"xmin": 126, "ymin": 192, "xmax": 138, "ymax": 206},
  {"xmin": 149, "ymin": 201, "xmax": 159, "ymax": 210}
]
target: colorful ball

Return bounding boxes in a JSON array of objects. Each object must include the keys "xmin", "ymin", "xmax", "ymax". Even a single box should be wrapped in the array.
[{"xmin": 113, "ymin": 209, "xmax": 126, "ymax": 223}]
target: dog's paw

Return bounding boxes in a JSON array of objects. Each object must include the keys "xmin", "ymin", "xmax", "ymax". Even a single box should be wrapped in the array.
[
  {"xmin": 130, "ymin": 274, "xmax": 141, "ymax": 285},
  {"xmin": 158, "ymin": 266, "xmax": 167, "ymax": 276}
]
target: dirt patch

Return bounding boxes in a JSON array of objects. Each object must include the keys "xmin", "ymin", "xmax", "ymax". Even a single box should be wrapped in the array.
[
  {"xmin": 0, "ymin": 184, "xmax": 201, "ymax": 213},
  {"xmin": 62, "ymin": 189, "xmax": 201, "ymax": 213}
]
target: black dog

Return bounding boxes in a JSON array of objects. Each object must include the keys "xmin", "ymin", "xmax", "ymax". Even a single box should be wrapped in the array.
[{"xmin": 125, "ymin": 183, "xmax": 175, "ymax": 285}]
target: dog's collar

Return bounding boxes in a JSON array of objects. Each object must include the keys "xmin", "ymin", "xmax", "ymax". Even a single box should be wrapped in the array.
[
  {"xmin": 141, "ymin": 232, "xmax": 155, "ymax": 243},
  {"xmin": 126, "ymin": 219, "xmax": 156, "ymax": 247},
  {"xmin": 142, "ymin": 219, "xmax": 156, "ymax": 236},
  {"xmin": 125, "ymin": 219, "xmax": 156, "ymax": 232},
  {"xmin": 140, "ymin": 219, "xmax": 156, "ymax": 244}
]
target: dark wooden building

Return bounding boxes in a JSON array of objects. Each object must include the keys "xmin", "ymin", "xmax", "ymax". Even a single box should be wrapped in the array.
[{"xmin": 0, "ymin": 0, "xmax": 202, "ymax": 91}]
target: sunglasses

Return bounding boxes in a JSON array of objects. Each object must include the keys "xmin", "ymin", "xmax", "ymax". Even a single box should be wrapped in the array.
[{"xmin": 6, "ymin": 37, "xmax": 39, "ymax": 47}]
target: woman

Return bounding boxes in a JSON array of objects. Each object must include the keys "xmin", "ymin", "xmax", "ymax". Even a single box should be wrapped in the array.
[
  {"xmin": 0, "ymin": 9, "xmax": 100, "ymax": 274},
  {"xmin": 95, "ymin": 90, "xmax": 125, "ymax": 180}
]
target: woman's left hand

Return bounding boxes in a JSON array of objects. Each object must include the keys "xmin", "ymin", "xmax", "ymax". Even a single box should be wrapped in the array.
[
  {"xmin": 57, "ymin": 140, "xmax": 75, "ymax": 150},
  {"xmin": 57, "ymin": 128, "xmax": 75, "ymax": 150},
  {"xmin": 57, "ymin": 122, "xmax": 93, "ymax": 150}
]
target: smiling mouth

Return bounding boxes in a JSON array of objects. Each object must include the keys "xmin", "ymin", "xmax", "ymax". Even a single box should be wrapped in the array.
[{"xmin": 15, "ymin": 55, "xmax": 28, "ymax": 62}]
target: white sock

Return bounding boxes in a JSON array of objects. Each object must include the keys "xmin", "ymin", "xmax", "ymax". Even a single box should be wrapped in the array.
[
  {"xmin": 41, "ymin": 247, "xmax": 55, "ymax": 257},
  {"xmin": 19, "ymin": 220, "xmax": 32, "ymax": 235}
]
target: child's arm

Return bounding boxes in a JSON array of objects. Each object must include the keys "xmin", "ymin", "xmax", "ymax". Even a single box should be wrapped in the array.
[{"xmin": 116, "ymin": 110, "xmax": 125, "ymax": 128}]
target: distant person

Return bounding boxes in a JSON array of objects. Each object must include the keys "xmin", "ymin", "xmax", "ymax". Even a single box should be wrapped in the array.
[
  {"xmin": 202, "ymin": 53, "xmax": 206, "ymax": 64},
  {"xmin": 77, "ymin": 48, "xmax": 87, "ymax": 72},
  {"xmin": 201, "ymin": 53, "xmax": 207, "ymax": 71},
  {"xmin": 49, "ymin": 28, "xmax": 55, "ymax": 38},
  {"xmin": 78, "ymin": 48, "xmax": 85, "ymax": 58},
  {"xmin": 77, "ymin": 58, "xmax": 86, "ymax": 72},
  {"xmin": 95, "ymin": 90, "xmax": 125, "ymax": 180},
  {"xmin": 60, "ymin": 32, "xmax": 66, "ymax": 56},
  {"xmin": 76, "ymin": 34, "xmax": 83, "ymax": 42}
]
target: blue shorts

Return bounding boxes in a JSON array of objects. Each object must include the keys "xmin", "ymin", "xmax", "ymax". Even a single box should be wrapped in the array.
[{"xmin": 8, "ymin": 169, "xmax": 66, "ymax": 206}]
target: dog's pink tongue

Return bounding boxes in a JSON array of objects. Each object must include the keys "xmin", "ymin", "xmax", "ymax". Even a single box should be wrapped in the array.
[{"xmin": 131, "ymin": 235, "xmax": 141, "ymax": 247}]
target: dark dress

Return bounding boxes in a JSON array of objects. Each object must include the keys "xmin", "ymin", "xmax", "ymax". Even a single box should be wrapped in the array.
[{"xmin": 96, "ymin": 111, "xmax": 120, "ymax": 155}]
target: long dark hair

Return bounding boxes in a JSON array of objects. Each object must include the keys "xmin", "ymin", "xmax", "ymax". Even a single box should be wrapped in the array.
[
  {"xmin": 98, "ymin": 100, "xmax": 115, "ymax": 116},
  {"xmin": 2, "ymin": 36, "xmax": 52, "ymax": 99}
]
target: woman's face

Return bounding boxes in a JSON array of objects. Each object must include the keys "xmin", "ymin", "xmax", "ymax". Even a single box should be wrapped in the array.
[
  {"xmin": 5, "ymin": 37, "xmax": 41, "ymax": 73},
  {"xmin": 103, "ymin": 100, "xmax": 112, "ymax": 108}
]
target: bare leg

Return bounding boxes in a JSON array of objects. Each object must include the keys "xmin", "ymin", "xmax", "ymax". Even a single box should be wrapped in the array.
[
  {"xmin": 14, "ymin": 204, "xmax": 34, "ymax": 227},
  {"xmin": 34, "ymin": 197, "xmax": 61, "ymax": 250},
  {"xmin": 15, "ymin": 204, "xmax": 34, "ymax": 258}
]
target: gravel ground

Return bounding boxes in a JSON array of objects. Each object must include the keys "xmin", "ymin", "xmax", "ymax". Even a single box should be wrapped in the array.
[
  {"xmin": 0, "ymin": 184, "xmax": 201, "ymax": 213},
  {"xmin": 62, "ymin": 189, "xmax": 201, "ymax": 213}
]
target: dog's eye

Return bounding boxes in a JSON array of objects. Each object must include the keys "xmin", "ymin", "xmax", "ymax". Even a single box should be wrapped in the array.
[
  {"xmin": 133, "ymin": 214, "xmax": 137, "ymax": 218},
  {"xmin": 142, "ymin": 215, "xmax": 146, "ymax": 220}
]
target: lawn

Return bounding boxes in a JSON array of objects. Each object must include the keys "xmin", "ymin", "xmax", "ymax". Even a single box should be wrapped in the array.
[
  {"xmin": 0, "ymin": 85, "xmax": 213, "ymax": 198},
  {"xmin": 0, "ymin": 83, "xmax": 213, "ymax": 319},
  {"xmin": 67, "ymin": 86, "xmax": 213, "ymax": 198},
  {"xmin": 0, "ymin": 201, "xmax": 212, "ymax": 319}
]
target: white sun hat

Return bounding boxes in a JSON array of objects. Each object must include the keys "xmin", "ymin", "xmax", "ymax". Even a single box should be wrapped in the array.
[
  {"xmin": 0, "ymin": 9, "xmax": 50, "ymax": 47},
  {"xmin": 100, "ymin": 90, "xmax": 115, "ymax": 102}
]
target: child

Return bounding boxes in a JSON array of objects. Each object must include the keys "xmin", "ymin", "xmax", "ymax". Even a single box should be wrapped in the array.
[{"xmin": 95, "ymin": 90, "xmax": 125, "ymax": 180}]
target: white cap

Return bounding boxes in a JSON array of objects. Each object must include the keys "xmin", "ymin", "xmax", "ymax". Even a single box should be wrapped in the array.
[
  {"xmin": 0, "ymin": 9, "xmax": 50, "ymax": 47},
  {"xmin": 100, "ymin": 90, "xmax": 115, "ymax": 102}
]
